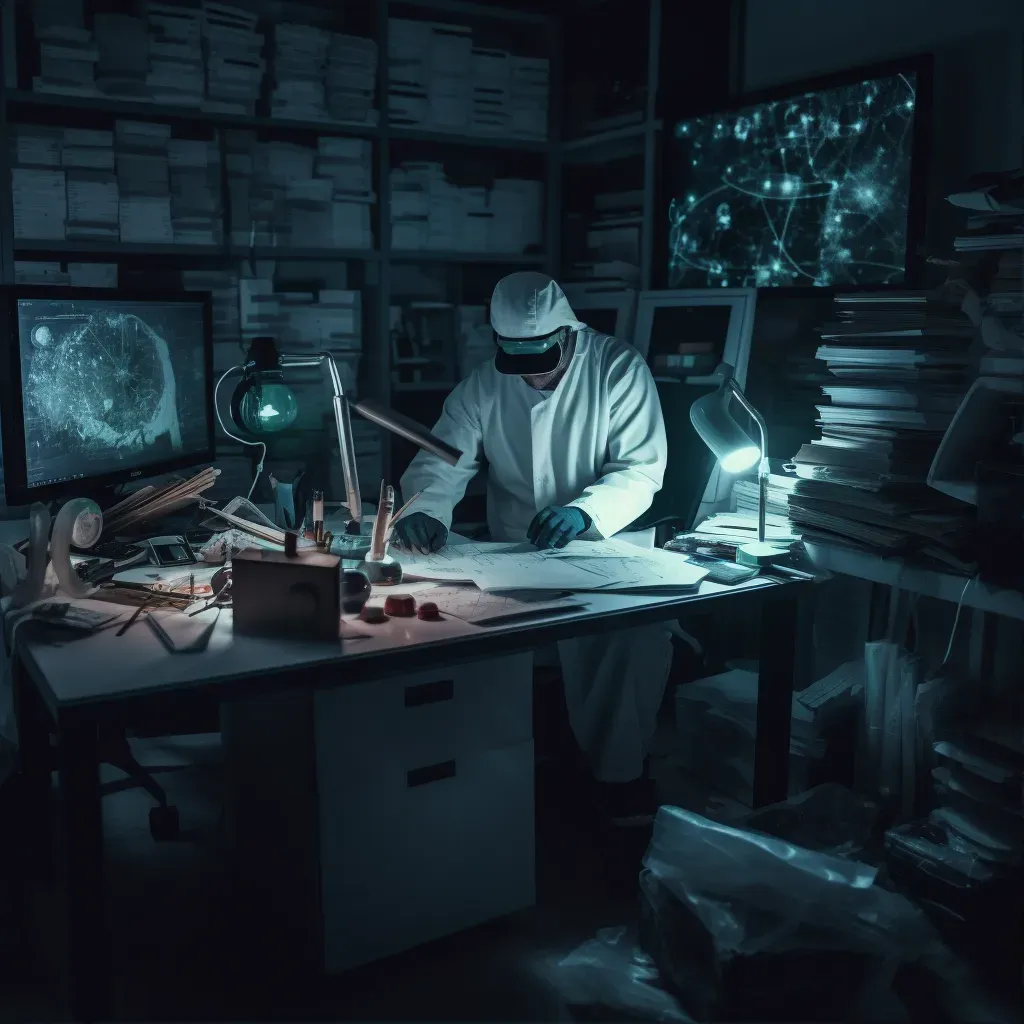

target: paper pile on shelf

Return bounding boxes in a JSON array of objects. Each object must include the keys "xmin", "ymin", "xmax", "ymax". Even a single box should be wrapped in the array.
[
  {"xmin": 326, "ymin": 34, "xmax": 379, "ymax": 125},
  {"xmin": 168, "ymin": 138, "xmax": 223, "ymax": 245},
  {"xmin": 31, "ymin": 0, "xmax": 99, "ymax": 97},
  {"xmin": 92, "ymin": 13, "xmax": 149, "ymax": 99},
  {"xmin": 115, "ymin": 120, "xmax": 173, "ymax": 243},
  {"xmin": 507, "ymin": 56, "xmax": 549, "ymax": 139},
  {"xmin": 788, "ymin": 292, "xmax": 977, "ymax": 570},
  {"xmin": 62, "ymin": 128, "xmax": 118, "ymax": 242},
  {"xmin": 239, "ymin": 278, "xmax": 283, "ymax": 337},
  {"xmin": 14, "ymin": 260, "xmax": 118, "ymax": 287},
  {"xmin": 14, "ymin": 261, "xmax": 69, "ymax": 285},
  {"xmin": 674, "ymin": 669, "xmax": 827, "ymax": 807},
  {"xmin": 315, "ymin": 137, "xmax": 374, "ymax": 200},
  {"xmin": 182, "ymin": 269, "xmax": 242, "ymax": 377},
  {"xmin": 145, "ymin": 2, "xmax": 204, "ymax": 107},
  {"xmin": 12, "ymin": 167, "xmax": 67, "ymax": 240},
  {"xmin": 270, "ymin": 22, "xmax": 330, "ymax": 122},
  {"xmin": 567, "ymin": 189, "xmax": 643, "ymax": 284},
  {"xmin": 388, "ymin": 18, "xmax": 548, "ymax": 140},
  {"xmin": 456, "ymin": 305, "xmax": 494, "ymax": 377},
  {"xmin": 224, "ymin": 130, "xmax": 256, "ymax": 246},
  {"xmin": 68, "ymin": 262, "xmax": 118, "ymax": 287},
  {"xmin": 390, "ymin": 163, "xmax": 541, "ymax": 254},
  {"xmin": 201, "ymin": 2, "xmax": 264, "ymax": 116}
]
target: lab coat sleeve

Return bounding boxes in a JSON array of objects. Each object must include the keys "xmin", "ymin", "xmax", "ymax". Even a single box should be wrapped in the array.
[
  {"xmin": 567, "ymin": 357, "xmax": 667, "ymax": 538},
  {"xmin": 398, "ymin": 374, "xmax": 484, "ymax": 532}
]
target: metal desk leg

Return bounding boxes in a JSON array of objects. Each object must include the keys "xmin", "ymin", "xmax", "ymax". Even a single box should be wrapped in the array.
[
  {"xmin": 57, "ymin": 712, "xmax": 112, "ymax": 1022},
  {"xmin": 753, "ymin": 590, "xmax": 801, "ymax": 807}
]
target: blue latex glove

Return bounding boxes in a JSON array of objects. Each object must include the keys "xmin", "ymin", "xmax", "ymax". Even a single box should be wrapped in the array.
[
  {"xmin": 391, "ymin": 511, "xmax": 448, "ymax": 554},
  {"xmin": 527, "ymin": 505, "xmax": 591, "ymax": 550}
]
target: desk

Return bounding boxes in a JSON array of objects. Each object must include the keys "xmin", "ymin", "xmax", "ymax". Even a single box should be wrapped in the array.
[{"xmin": 13, "ymin": 574, "xmax": 809, "ymax": 1021}]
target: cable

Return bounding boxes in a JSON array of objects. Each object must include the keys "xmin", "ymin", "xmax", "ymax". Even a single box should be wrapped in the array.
[
  {"xmin": 941, "ymin": 574, "xmax": 977, "ymax": 668},
  {"xmin": 214, "ymin": 365, "xmax": 266, "ymax": 502}
]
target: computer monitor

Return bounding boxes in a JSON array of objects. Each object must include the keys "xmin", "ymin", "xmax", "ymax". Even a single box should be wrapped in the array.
[
  {"xmin": 661, "ymin": 55, "xmax": 932, "ymax": 292},
  {"xmin": 0, "ymin": 287, "xmax": 214, "ymax": 506}
]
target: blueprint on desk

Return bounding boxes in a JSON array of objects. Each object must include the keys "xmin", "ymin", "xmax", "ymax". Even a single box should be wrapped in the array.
[
  {"xmin": 424, "ymin": 586, "xmax": 586, "ymax": 625},
  {"xmin": 398, "ymin": 534, "xmax": 710, "ymax": 592}
]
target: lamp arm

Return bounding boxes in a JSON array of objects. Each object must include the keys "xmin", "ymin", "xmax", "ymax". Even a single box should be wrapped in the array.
[
  {"xmin": 725, "ymin": 380, "xmax": 769, "ymax": 546},
  {"xmin": 279, "ymin": 351, "xmax": 362, "ymax": 531}
]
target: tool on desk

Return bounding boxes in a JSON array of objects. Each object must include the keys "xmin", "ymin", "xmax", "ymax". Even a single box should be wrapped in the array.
[
  {"xmin": 116, "ymin": 600, "xmax": 150, "ymax": 636},
  {"xmin": 312, "ymin": 490, "xmax": 326, "ymax": 547},
  {"xmin": 146, "ymin": 535, "xmax": 198, "ymax": 567},
  {"xmin": 370, "ymin": 482, "xmax": 395, "ymax": 562}
]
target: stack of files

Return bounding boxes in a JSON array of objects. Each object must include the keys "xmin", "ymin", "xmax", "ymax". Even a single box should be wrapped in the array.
[
  {"xmin": 425, "ymin": 24, "xmax": 473, "ymax": 131},
  {"xmin": 315, "ymin": 137, "xmax": 373, "ymax": 200},
  {"xmin": 674, "ymin": 669, "xmax": 827, "ymax": 807},
  {"xmin": 456, "ymin": 305, "xmax": 494, "ymax": 377},
  {"xmin": 115, "ymin": 120, "xmax": 173, "ymax": 244},
  {"xmin": 201, "ymin": 2, "xmax": 264, "ymax": 116},
  {"xmin": 168, "ymin": 138, "xmax": 223, "ymax": 245},
  {"xmin": 10, "ymin": 126, "xmax": 62, "ymax": 169},
  {"xmin": 93, "ymin": 13, "xmax": 149, "ymax": 98},
  {"xmin": 387, "ymin": 19, "xmax": 429, "ymax": 128},
  {"xmin": 14, "ymin": 261, "xmax": 70, "ymax": 285},
  {"xmin": 31, "ymin": 0, "xmax": 99, "ymax": 96},
  {"xmin": 62, "ymin": 128, "xmax": 118, "ymax": 242},
  {"xmin": 489, "ymin": 178, "xmax": 543, "ymax": 254},
  {"xmin": 11, "ymin": 167, "xmax": 67, "ymax": 240},
  {"xmin": 691, "ymin": 512, "xmax": 801, "ymax": 548},
  {"xmin": 732, "ymin": 466, "xmax": 799, "ymax": 522},
  {"xmin": 565, "ymin": 259, "xmax": 640, "ymax": 289},
  {"xmin": 954, "ymin": 211, "xmax": 1023, "ymax": 253},
  {"xmin": 181, "ymin": 269, "xmax": 240, "ymax": 373},
  {"xmin": 224, "ymin": 130, "xmax": 256, "ymax": 246},
  {"xmin": 507, "ymin": 56, "xmax": 549, "ymax": 139},
  {"xmin": 146, "ymin": 2, "xmax": 204, "ymax": 107},
  {"xmin": 238, "ymin": 278, "xmax": 284, "ymax": 339},
  {"xmin": 270, "ymin": 23, "xmax": 330, "ymax": 121},
  {"xmin": 470, "ymin": 48, "xmax": 511, "ymax": 136},
  {"xmin": 326, "ymin": 34, "xmax": 378, "ymax": 125}
]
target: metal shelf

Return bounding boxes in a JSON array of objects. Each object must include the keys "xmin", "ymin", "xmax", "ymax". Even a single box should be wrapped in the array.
[
  {"xmin": 12, "ymin": 239, "xmax": 228, "ymax": 257},
  {"xmin": 5, "ymin": 90, "xmax": 380, "ymax": 138},
  {"xmin": 388, "ymin": 124, "xmax": 549, "ymax": 151},
  {"xmin": 388, "ymin": 250, "xmax": 546, "ymax": 264}
]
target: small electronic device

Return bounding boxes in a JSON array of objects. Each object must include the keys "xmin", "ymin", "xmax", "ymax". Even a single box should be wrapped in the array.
[
  {"xmin": 146, "ymin": 534, "xmax": 197, "ymax": 567},
  {"xmin": 0, "ymin": 286, "xmax": 215, "ymax": 506},
  {"xmin": 681, "ymin": 552, "xmax": 760, "ymax": 585}
]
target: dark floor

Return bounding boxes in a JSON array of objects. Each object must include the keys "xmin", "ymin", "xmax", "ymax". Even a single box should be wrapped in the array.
[{"xmin": 0, "ymin": 731, "xmax": 658, "ymax": 1023}]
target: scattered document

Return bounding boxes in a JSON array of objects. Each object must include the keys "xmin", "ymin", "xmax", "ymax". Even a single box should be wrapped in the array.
[
  {"xmin": 147, "ymin": 607, "xmax": 220, "ymax": 653},
  {"xmin": 425, "ymin": 585, "xmax": 585, "ymax": 625}
]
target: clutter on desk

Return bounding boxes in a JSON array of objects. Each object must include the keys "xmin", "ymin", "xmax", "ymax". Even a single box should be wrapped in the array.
[
  {"xmin": 27, "ymin": 601, "xmax": 121, "ymax": 633},
  {"xmin": 231, "ymin": 546, "xmax": 342, "ymax": 641},
  {"xmin": 100, "ymin": 466, "xmax": 220, "ymax": 535},
  {"xmin": 111, "ymin": 565, "xmax": 218, "ymax": 601},
  {"xmin": 423, "ymin": 585, "xmax": 585, "ymax": 626},
  {"xmin": 146, "ymin": 606, "xmax": 220, "ymax": 653}
]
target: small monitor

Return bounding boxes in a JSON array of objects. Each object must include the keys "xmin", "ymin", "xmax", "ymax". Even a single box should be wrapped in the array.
[{"xmin": 0, "ymin": 287, "xmax": 214, "ymax": 505}]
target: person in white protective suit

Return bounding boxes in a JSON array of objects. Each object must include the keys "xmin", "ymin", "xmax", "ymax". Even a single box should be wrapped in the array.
[{"xmin": 394, "ymin": 271, "xmax": 673, "ymax": 826}]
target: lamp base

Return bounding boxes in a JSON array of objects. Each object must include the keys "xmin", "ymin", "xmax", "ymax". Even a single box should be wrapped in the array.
[{"xmin": 736, "ymin": 540, "xmax": 794, "ymax": 567}]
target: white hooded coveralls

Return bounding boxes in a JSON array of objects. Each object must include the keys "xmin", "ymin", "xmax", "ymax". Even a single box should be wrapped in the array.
[{"xmin": 400, "ymin": 274, "xmax": 674, "ymax": 783}]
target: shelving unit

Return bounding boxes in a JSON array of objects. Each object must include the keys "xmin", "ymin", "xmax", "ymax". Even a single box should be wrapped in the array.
[{"xmin": 0, "ymin": 0, "xmax": 559, "ymax": 504}]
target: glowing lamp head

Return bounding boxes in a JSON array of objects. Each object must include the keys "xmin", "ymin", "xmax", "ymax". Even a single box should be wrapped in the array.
[
  {"xmin": 690, "ymin": 369, "xmax": 762, "ymax": 473},
  {"xmin": 235, "ymin": 378, "xmax": 299, "ymax": 435}
]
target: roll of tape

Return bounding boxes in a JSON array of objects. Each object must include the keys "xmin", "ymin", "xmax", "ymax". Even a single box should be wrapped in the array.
[{"xmin": 52, "ymin": 498, "xmax": 103, "ymax": 600}]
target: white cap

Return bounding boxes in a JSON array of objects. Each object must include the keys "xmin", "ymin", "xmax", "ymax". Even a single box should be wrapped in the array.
[{"xmin": 489, "ymin": 272, "xmax": 587, "ymax": 339}]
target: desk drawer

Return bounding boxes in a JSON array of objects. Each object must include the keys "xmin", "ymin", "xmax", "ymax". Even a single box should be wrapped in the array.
[
  {"xmin": 313, "ymin": 653, "xmax": 532, "ymax": 778},
  {"xmin": 319, "ymin": 738, "xmax": 535, "ymax": 973}
]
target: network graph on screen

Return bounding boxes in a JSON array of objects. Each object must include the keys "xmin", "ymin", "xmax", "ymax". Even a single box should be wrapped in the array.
[{"xmin": 666, "ymin": 71, "xmax": 919, "ymax": 290}]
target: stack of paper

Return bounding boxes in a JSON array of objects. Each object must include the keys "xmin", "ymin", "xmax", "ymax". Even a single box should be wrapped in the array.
[
  {"xmin": 14, "ymin": 260, "xmax": 69, "ymax": 285},
  {"xmin": 224, "ymin": 130, "xmax": 256, "ymax": 246},
  {"xmin": 507, "ymin": 56, "xmax": 549, "ymax": 139},
  {"xmin": 270, "ymin": 22, "xmax": 330, "ymax": 121},
  {"xmin": 387, "ymin": 18, "xmax": 430, "ymax": 127},
  {"xmin": 788, "ymin": 293, "xmax": 977, "ymax": 567},
  {"xmin": 182, "ymin": 269, "xmax": 241, "ymax": 376},
  {"xmin": 326, "ymin": 34, "xmax": 378, "ymax": 125},
  {"xmin": 315, "ymin": 137, "xmax": 373, "ymax": 200},
  {"xmin": 168, "ymin": 138, "xmax": 223, "ymax": 245},
  {"xmin": 471, "ymin": 48, "xmax": 510, "ymax": 136},
  {"xmin": 12, "ymin": 167, "xmax": 67, "ymax": 240},
  {"xmin": 115, "ymin": 120, "xmax": 173, "ymax": 243},
  {"xmin": 201, "ymin": 1, "xmax": 264, "ymax": 116},
  {"xmin": 146, "ymin": 2, "xmax": 204, "ymax": 107},
  {"xmin": 93, "ymin": 12, "xmax": 149, "ymax": 98},
  {"xmin": 63, "ymin": 128, "xmax": 118, "ymax": 242},
  {"xmin": 566, "ymin": 190, "xmax": 643, "ymax": 288},
  {"xmin": 427, "ymin": 24, "xmax": 473, "ymax": 130},
  {"xmin": 31, "ymin": 0, "xmax": 99, "ymax": 97}
]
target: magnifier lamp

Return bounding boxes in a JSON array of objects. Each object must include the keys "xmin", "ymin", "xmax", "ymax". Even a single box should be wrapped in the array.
[
  {"xmin": 228, "ymin": 336, "xmax": 461, "ymax": 537},
  {"xmin": 690, "ymin": 361, "xmax": 792, "ymax": 568}
]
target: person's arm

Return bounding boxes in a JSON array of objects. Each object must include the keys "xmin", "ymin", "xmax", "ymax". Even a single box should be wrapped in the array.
[
  {"xmin": 566, "ymin": 356, "xmax": 667, "ymax": 538},
  {"xmin": 398, "ymin": 374, "xmax": 484, "ymax": 533}
]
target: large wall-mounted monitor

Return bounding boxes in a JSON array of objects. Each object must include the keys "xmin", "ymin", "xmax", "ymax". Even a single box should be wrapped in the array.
[
  {"xmin": 0, "ymin": 287, "xmax": 215, "ymax": 506},
  {"xmin": 662, "ymin": 56, "xmax": 933, "ymax": 293}
]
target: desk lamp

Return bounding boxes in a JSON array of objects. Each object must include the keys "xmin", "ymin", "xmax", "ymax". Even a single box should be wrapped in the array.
[
  {"xmin": 228, "ymin": 337, "xmax": 461, "ymax": 541},
  {"xmin": 690, "ymin": 361, "xmax": 792, "ymax": 568}
]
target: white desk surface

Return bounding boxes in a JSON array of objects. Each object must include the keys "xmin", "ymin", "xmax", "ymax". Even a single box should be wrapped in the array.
[{"xmin": 18, "ymin": 576, "xmax": 777, "ymax": 711}]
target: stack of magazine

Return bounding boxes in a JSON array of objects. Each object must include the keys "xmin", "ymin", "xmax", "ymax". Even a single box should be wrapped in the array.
[{"xmin": 784, "ymin": 293, "xmax": 978, "ymax": 570}]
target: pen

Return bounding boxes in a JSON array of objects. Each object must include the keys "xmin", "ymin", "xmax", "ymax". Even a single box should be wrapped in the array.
[{"xmin": 116, "ymin": 599, "xmax": 150, "ymax": 637}]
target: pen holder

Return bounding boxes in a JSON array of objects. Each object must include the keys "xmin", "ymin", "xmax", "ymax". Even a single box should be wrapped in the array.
[{"xmin": 359, "ymin": 553, "xmax": 403, "ymax": 586}]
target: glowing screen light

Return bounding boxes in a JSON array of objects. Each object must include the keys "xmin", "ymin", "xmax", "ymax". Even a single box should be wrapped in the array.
[{"xmin": 666, "ymin": 71, "xmax": 919, "ymax": 290}]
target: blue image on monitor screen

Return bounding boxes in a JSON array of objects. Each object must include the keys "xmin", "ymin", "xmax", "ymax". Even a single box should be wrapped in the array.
[
  {"xmin": 16, "ymin": 298, "xmax": 209, "ymax": 490},
  {"xmin": 666, "ymin": 70, "xmax": 919, "ymax": 290}
]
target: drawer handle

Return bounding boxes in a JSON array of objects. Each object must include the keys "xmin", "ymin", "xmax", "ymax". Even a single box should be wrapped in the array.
[
  {"xmin": 407, "ymin": 760, "xmax": 456, "ymax": 788},
  {"xmin": 404, "ymin": 679, "xmax": 454, "ymax": 707}
]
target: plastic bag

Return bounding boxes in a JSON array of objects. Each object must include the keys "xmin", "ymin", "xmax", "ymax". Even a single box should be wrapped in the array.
[{"xmin": 545, "ymin": 926, "xmax": 691, "ymax": 1022}]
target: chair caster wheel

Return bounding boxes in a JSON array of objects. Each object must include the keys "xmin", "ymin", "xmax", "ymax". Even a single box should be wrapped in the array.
[{"xmin": 149, "ymin": 804, "xmax": 179, "ymax": 841}]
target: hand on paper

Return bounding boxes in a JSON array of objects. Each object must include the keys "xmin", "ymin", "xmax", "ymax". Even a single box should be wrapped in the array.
[
  {"xmin": 390, "ymin": 512, "xmax": 448, "ymax": 554},
  {"xmin": 527, "ymin": 506, "xmax": 591, "ymax": 550}
]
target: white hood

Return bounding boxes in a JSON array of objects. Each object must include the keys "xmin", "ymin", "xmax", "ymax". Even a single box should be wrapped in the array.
[{"xmin": 489, "ymin": 272, "xmax": 587, "ymax": 339}]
